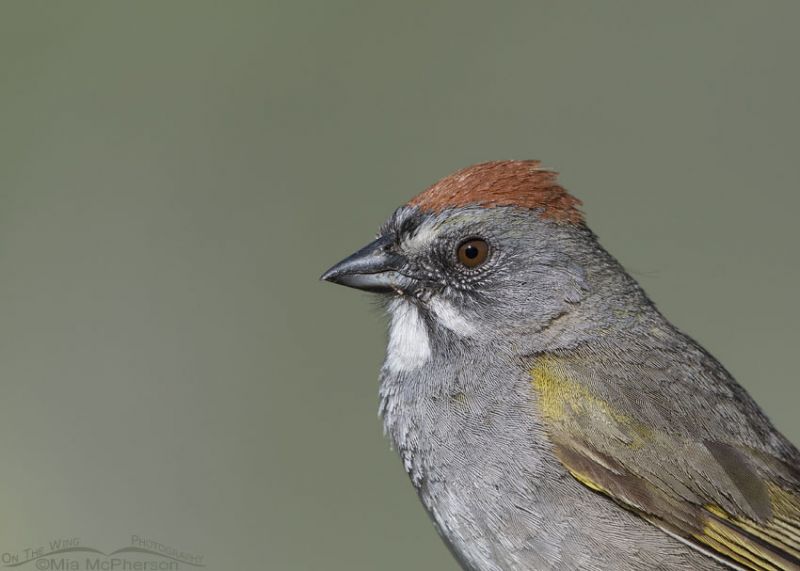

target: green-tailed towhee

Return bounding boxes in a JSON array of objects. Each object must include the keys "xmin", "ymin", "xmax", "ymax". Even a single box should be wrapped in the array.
[{"xmin": 321, "ymin": 160, "xmax": 800, "ymax": 571}]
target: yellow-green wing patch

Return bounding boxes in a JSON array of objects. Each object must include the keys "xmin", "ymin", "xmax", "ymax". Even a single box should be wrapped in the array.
[{"xmin": 532, "ymin": 356, "xmax": 800, "ymax": 571}]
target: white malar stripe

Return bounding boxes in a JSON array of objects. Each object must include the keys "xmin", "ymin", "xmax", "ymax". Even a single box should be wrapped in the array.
[
  {"xmin": 429, "ymin": 298, "xmax": 478, "ymax": 337},
  {"xmin": 385, "ymin": 299, "xmax": 431, "ymax": 373}
]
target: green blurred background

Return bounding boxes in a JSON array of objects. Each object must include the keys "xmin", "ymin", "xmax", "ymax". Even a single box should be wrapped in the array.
[{"xmin": 1, "ymin": 2, "xmax": 799, "ymax": 569}]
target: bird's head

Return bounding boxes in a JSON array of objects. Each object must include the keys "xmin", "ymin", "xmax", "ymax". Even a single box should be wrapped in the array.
[{"xmin": 322, "ymin": 161, "xmax": 636, "ymax": 353}]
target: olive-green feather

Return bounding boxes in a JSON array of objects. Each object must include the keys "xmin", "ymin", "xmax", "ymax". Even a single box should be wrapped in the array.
[{"xmin": 531, "ymin": 354, "xmax": 800, "ymax": 571}]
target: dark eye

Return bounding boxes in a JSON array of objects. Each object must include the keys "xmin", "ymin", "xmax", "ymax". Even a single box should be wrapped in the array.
[{"xmin": 456, "ymin": 238, "xmax": 489, "ymax": 268}]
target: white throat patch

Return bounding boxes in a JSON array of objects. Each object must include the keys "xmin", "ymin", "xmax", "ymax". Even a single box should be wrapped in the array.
[{"xmin": 384, "ymin": 298, "xmax": 431, "ymax": 373}]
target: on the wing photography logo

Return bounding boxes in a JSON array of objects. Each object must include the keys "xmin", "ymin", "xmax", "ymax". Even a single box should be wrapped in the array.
[{"xmin": 1, "ymin": 536, "xmax": 204, "ymax": 570}]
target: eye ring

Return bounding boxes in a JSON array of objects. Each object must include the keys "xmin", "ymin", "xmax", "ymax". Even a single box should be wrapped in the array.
[{"xmin": 456, "ymin": 238, "xmax": 490, "ymax": 269}]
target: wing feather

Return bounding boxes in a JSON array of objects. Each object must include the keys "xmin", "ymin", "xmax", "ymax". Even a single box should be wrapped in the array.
[{"xmin": 532, "ymin": 354, "xmax": 800, "ymax": 571}]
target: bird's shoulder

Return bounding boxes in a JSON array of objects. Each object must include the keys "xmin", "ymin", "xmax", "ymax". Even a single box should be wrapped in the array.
[{"xmin": 526, "ymin": 334, "xmax": 800, "ymax": 571}]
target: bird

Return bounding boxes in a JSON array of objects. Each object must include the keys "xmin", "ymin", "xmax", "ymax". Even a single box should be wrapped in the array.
[{"xmin": 320, "ymin": 160, "xmax": 800, "ymax": 571}]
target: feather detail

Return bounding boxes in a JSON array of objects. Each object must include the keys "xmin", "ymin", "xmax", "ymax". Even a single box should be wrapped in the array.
[
  {"xmin": 531, "ymin": 354, "xmax": 800, "ymax": 571},
  {"xmin": 408, "ymin": 160, "xmax": 584, "ymax": 224}
]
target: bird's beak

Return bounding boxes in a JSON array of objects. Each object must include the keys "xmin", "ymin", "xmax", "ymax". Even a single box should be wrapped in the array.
[{"xmin": 321, "ymin": 235, "xmax": 414, "ymax": 294}]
